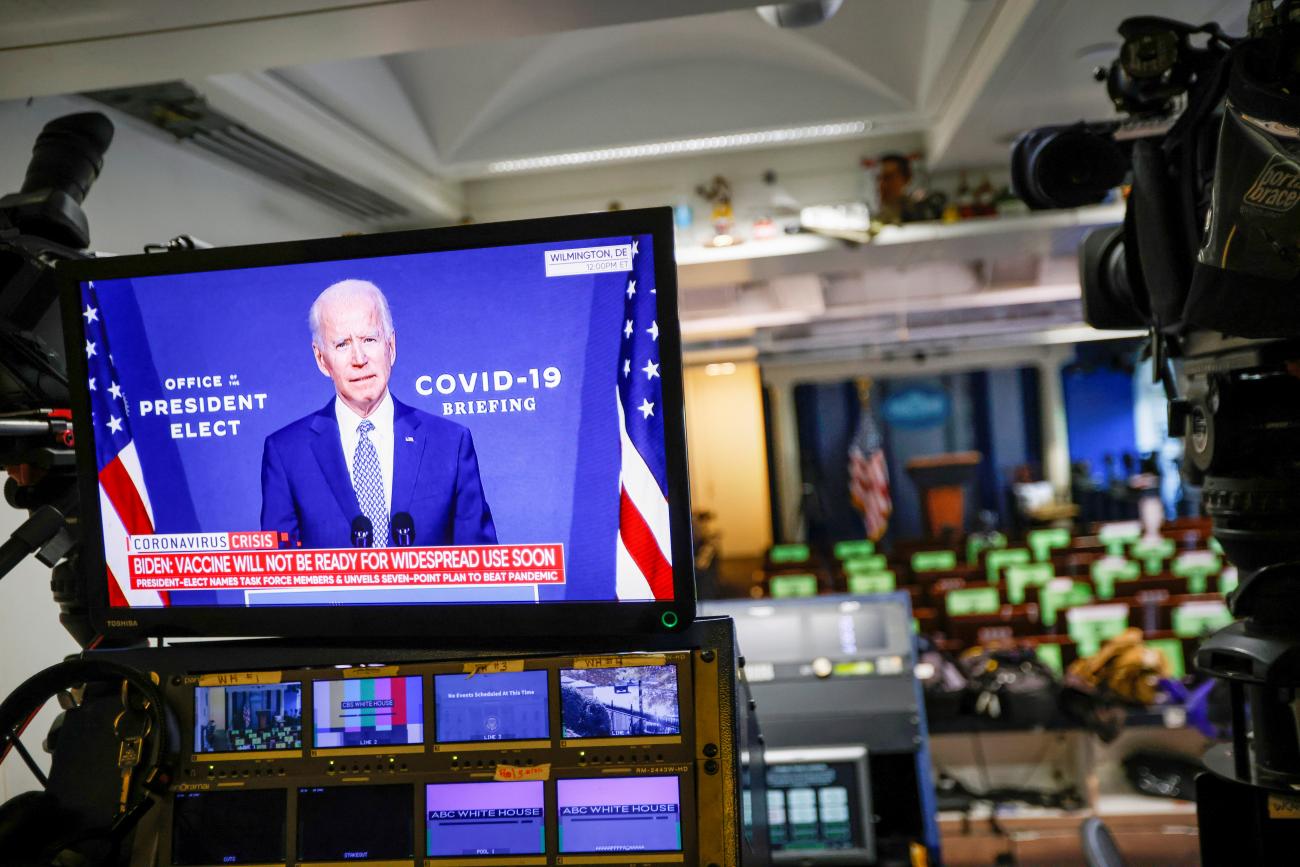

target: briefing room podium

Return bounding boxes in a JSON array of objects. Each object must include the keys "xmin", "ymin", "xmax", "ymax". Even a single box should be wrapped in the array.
[{"xmin": 906, "ymin": 451, "xmax": 981, "ymax": 539}]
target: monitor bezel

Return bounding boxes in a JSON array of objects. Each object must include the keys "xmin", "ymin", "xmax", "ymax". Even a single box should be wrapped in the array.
[{"xmin": 58, "ymin": 207, "xmax": 695, "ymax": 640}]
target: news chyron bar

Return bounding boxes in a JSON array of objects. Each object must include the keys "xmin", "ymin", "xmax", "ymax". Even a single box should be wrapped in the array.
[{"xmin": 59, "ymin": 209, "xmax": 694, "ymax": 639}]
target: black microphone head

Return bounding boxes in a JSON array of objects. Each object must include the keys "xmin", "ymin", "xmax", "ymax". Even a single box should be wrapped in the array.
[
  {"xmin": 351, "ymin": 515, "xmax": 373, "ymax": 547},
  {"xmin": 391, "ymin": 512, "xmax": 414, "ymax": 545}
]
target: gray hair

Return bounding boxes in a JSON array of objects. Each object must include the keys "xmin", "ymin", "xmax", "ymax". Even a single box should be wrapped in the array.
[{"xmin": 309, "ymin": 279, "xmax": 394, "ymax": 348}]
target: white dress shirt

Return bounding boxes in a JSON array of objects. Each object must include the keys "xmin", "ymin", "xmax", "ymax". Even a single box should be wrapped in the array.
[{"xmin": 335, "ymin": 391, "xmax": 395, "ymax": 515}]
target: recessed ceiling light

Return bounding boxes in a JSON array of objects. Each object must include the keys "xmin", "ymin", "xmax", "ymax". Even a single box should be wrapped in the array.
[{"xmin": 487, "ymin": 121, "xmax": 871, "ymax": 173}]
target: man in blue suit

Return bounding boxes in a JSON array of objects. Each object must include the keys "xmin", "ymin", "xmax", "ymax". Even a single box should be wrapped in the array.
[{"xmin": 260, "ymin": 279, "xmax": 497, "ymax": 548}]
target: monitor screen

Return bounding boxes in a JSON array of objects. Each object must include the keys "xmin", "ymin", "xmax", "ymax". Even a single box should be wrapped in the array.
[
  {"xmin": 194, "ymin": 682, "xmax": 302, "ymax": 753},
  {"xmin": 557, "ymin": 776, "xmax": 682, "ymax": 854},
  {"xmin": 425, "ymin": 781, "xmax": 545, "ymax": 858},
  {"xmin": 560, "ymin": 664, "xmax": 680, "ymax": 739},
  {"xmin": 172, "ymin": 789, "xmax": 286, "ymax": 865},
  {"xmin": 312, "ymin": 676, "xmax": 424, "ymax": 749},
  {"xmin": 702, "ymin": 596, "xmax": 913, "ymax": 668},
  {"xmin": 434, "ymin": 670, "xmax": 549, "ymax": 743},
  {"xmin": 297, "ymin": 785, "xmax": 414, "ymax": 861},
  {"xmin": 766, "ymin": 761, "xmax": 868, "ymax": 853},
  {"xmin": 62, "ymin": 209, "xmax": 693, "ymax": 639}
]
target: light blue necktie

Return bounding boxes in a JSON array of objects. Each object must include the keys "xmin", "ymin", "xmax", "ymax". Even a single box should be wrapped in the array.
[{"xmin": 353, "ymin": 419, "xmax": 388, "ymax": 547}]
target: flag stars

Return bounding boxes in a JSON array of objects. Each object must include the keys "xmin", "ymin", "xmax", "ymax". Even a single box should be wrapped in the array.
[
  {"xmin": 624, "ymin": 319, "xmax": 633, "ymax": 339},
  {"xmin": 623, "ymin": 359, "xmax": 631, "ymax": 378},
  {"xmin": 108, "ymin": 382, "xmax": 123, "ymax": 401},
  {"xmin": 107, "ymin": 416, "xmax": 123, "ymax": 434},
  {"xmin": 637, "ymin": 398, "xmax": 655, "ymax": 419},
  {"xmin": 642, "ymin": 360, "xmax": 660, "ymax": 380},
  {"xmin": 626, "ymin": 279, "xmax": 636, "ymax": 299},
  {"xmin": 85, "ymin": 340, "xmax": 96, "ymax": 358},
  {"xmin": 88, "ymin": 377, "xmax": 96, "ymax": 391},
  {"xmin": 632, "ymin": 239, "xmax": 639, "ymax": 255},
  {"xmin": 83, "ymin": 305, "xmax": 98, "ymax": 324},
  {"xmin": 647, "ymin": 321, "xmax": 659, "ymax": 341}
]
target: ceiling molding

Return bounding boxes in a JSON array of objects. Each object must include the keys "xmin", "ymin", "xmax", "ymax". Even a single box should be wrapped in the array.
[
  {"xmin": 760, "ymin": 331, "xmax": 1123, "ymax": 387},
  {"xmin": 0, "ymin": 0, "xmax": 766, "ymax": 101},
  {"xmin": 273, "ymin": 56, "xmax": 443, "ymax": 173},
  {"xmin": 201, "ymin": 70, "xmax": 463, "ymax": 223},
  {"xmin": 925, "ymin": 0, "xmax": 1041, "ymax": 166}
]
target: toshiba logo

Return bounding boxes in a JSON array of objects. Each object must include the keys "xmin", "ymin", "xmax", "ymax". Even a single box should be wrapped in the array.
[{"xmin": 106, "ymin": 619, "xmax": 139, "ymax": 627}]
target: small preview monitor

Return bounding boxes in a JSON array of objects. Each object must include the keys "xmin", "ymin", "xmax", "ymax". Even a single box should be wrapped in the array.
[
  {"xmin": 425, "ymin": 781, "xmax": 545, "ymax": 858},
  {"xmin": 61, "ymin": 209, "xmax": 694, "ymax": 641},
  {"xmin": 557, "ymin": 776, "xmax": 682, "ymax": 854},
  {"xmin": 434, "ymin": 669, "xmax": 549, "ymax": 744},
  {"xmin": 297, "ymin": 784, "xmax": 414, "ymax": 862},
  {"xmin": 172, "ymin": 789, "xmax": 286, "ymax": 865},
  {"xmin": 764, "ymin": 747, "xmax": 873, "ymax": 861},
  {"xmin": 560, "ymin": 664, "xmax": 680, "ymax": 739},
  {"xmin": 193, "ymin": 681, "xmax": 302, "ymax": 753},
  {"xmin": 313, "ymin": 675, "xmax": 424, "ymax": 749}
]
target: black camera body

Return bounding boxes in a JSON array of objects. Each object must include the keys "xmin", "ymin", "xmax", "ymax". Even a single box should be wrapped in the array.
[
  {"xmin": 1013, "ymin": 9, "xmax": 1300, "ymax": 559},
  {"xmin": 0, "ymin": 112, "xmax": 117, "ymax": 646},
  {"xmin": 1013, "ymin": 5, "xmax": 1300, "ymax": 862}
]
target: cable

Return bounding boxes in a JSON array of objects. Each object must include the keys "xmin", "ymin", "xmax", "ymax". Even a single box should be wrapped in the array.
[
  {"xmin": 0, "ymin": 706, "xmax": 41, "ymax": 766},
  {"xmin": 9, "ymin": 733, "xmax": 47, "ymax": 787}
]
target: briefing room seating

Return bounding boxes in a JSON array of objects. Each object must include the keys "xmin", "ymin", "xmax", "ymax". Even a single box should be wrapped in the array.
[{"xmin": 748, "ymin": 520, "xmax": 1236, "ymax": 688}]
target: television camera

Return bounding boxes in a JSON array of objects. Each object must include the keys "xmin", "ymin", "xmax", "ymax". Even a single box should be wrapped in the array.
[
  {"xmin": 0, "ymin": 111, "xmax": 118, "ymax": 648},
  {"xmin": 1012, "ymin": 2, "xmax": 1300, "ymax": 861}
]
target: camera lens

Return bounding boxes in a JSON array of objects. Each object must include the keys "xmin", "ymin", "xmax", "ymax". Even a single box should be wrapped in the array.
[
  {"xmin": 1029, "ymin": 128, "xmax": 1128, "ymax": 209},
  {"xmin": 1012, "ymin": 124, "xmax": 1129, "ymax": 210},
  {"xmin": 1080, "ymin": 225, "xmax": 1150, "ymax": 329}
]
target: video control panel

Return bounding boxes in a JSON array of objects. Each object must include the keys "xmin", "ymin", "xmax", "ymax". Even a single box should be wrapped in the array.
[{"xmin": 143, "ymin": 648, "xmax": 736, "ymax": 866}]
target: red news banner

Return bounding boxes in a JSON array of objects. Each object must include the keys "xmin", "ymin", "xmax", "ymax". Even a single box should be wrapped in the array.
[{"xmin": 126, "ymin": 532, "xmax": 565, "ymax": 592}]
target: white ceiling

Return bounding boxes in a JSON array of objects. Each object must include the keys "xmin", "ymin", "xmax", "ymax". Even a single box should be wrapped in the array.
[
  {"xmin": 2, "ymin": 0, "xmax": 1251, "ymax": 210},
  {"xmin": 0, "ymin": 0, "xmax": 1253, "ymax": 357}
]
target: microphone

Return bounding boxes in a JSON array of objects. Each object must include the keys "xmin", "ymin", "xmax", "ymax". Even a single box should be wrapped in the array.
[
  {"xmin": 391, "ymin": 512, "xmax": 415, "ymax": 546},
  {"xmin": 351, "ymin": 515, "xmax": 373, "ymax": 548}
]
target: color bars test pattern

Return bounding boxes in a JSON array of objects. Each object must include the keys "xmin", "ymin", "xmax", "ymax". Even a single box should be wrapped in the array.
[{"xmin": 313, "ymin": 676, "xmax": 424, "ymax": 748}]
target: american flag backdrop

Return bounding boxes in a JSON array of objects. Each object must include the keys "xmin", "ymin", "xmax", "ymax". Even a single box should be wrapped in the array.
[
  {"xmin": 848, "ymin": 383, "xmax": 892, "ymax": 542},
  {"xmin": 614, "ymin": 238, "xmax": 673, "ymax": 600},
  {"xmin": 81, "ymin": 280, "xmax": 165, "ymax": 607}
]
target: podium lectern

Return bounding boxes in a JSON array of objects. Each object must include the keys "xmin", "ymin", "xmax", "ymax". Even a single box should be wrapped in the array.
[{"xmin": 906, "ymin": 451, "xmax": 982, "ymax": 539}]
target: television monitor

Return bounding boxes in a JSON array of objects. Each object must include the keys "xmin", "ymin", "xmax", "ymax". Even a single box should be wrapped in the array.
[
  {"xmin": 312, "ymin": 675, "xmax": 424, "ymax": 749},
  {"xmin": 172, "ymin": 789, "xmax": 286, "ymax": 865},
  {"xmin": 556, "ymin": 776, "xmax": 682, "ymax": 854},
  {"xmin": 297, "ymin": 784, "xmax": 414, "ymax": 861},
  {"xmin": 60, "ymin": 208, "xmax": 694, "ymax": 639},
  {"xmin": 560, "ymin": 664, "xmax": 680, "ymax": 739},
  {"xmin": 762, "ymin": 747, "xmax": 874, "ymax": 863},
  {"xmin": 193, "ymin": 681, "xmax": 303, "ymax": 754},
  {"xmin": 434, "ymin": 669, "xmax": 549, "ymax": 744},
  {"xmin": 425, "ymin": 781, "xmax": 545, "ymax": 858}
]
